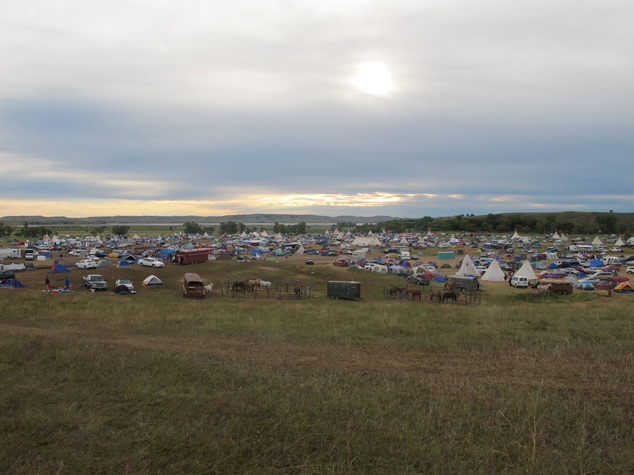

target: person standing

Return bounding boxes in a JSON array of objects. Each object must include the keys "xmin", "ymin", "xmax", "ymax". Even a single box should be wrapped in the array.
[
  {"xmin": 45, "ymin": 276, "xmax": 50, "ymax": 289},
  {"xmin": 65, "ymin": 276, "xmax": 70, "ymax": 290}
]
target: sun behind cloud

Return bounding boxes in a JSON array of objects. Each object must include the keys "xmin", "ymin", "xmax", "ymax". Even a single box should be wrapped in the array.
[{"xmin": 350, "ymin": 62, "xmax": 394, "ymax": 95}]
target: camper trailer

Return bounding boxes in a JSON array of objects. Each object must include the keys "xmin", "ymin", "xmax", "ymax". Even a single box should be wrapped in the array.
[{"xmin": 0, "ymin": 248, "xmax": 21, "ymax": 259}]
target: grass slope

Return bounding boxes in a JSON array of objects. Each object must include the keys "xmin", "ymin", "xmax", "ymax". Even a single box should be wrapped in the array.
[{"xmin": 1, "ymin": 256, "xmax": 633, "ymax": 473}]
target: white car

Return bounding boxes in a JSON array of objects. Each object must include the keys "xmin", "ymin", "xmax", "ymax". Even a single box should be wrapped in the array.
[
  {"xmin": 626, "ymin": 266, "xmax": 634, "ymax": 274},
  {"xmin": 76, "ymin": 259, "xmax": 98, "ymax": 269},
  {"xmin": 115, "ymin": 278, "xmax": 134, "ymax": 290},
  {"xmin": 139, "ymin": 257, "xmax": 164, "ymax": 268},
  {"xmin": 69, "ymin": 249, "xmax": 82, "ymax": 257}
]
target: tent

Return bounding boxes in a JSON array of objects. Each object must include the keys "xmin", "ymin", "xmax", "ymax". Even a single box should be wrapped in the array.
[
  {"xmin": 481, "ymin": 259, "xmax": 506, "ymax": 282},
  {"xmin": 117, "ymin": 260, "xmax": 132, "ymax": 268},
  {"xmin": 49, "ymin": 263, "xmax": 70, "ymax": 273},
  {"xmin": 514, "ymin": 261, "xmax": 539, "ymax": 280},
  {"xmin": 594, "ymin": 280, "xmax": 611, "ymax": 290},
  {"xmin": 457, "ymin": 254, "xmax": 480, "ymax": 276},
  {"xmin": 588, "ymin": 258, "xmax": 604, "ymax": 267},
  {"xmin": 614, "ymin": 282, "xmax": 634, "ymax": 292},
  {"xmin": 0, "ymin": 278, "xmax": 27, "ymax": 288},
  {"xmin": 141, "ymin": 275, "xmax": 163, "ymax": 287}
]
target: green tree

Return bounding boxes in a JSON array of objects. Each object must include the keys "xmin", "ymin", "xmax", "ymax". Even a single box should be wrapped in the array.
[
  {"xmin": 112, "ymin": 225, "xmax": 130, "ymax": 236},
  {"xmin": 183, "ymin": 222, "xmax": 203, "ymax": 234}
]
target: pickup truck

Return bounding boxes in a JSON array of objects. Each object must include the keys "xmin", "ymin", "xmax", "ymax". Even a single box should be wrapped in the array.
[{"xmin": 82, "ymin": 274, "xmax": 107, "ymax": 291}]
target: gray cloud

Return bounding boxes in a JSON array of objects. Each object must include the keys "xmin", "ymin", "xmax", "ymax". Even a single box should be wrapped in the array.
[{"xmin": 0, "ymin": 0, "xmax": 632, "ymax": 217}]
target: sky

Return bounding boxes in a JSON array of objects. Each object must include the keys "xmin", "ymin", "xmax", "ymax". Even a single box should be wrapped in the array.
[{"xmin": 1, "ymin": 0, "xmax": 633, "ymax": 219}]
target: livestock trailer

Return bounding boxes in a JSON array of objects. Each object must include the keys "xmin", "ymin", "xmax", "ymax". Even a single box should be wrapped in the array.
[
  {"xmin": 327, "ymin": 281, "xmax": 361, "ymax": 300},
  {"xmin": 448, "ymin": 275, "xmax": 480, "ymax": 291},
  {"xmin": 182, "ymin": 273, "xmax": 206, "ymax": 298}
]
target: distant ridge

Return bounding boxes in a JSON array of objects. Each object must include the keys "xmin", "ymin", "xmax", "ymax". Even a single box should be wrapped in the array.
[{"xmin": 0, "ymin": 214, "xmax": 397, "ymax": 225}]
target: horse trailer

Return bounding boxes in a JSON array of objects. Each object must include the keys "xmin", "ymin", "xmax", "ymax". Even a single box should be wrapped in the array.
[
  {"xmin": 327, "ymin": 281, "xmax": 361, "ymax": 300},
  {"xmin": 448, "ymin": 275, "xmax": 480, "ymax": 292}
]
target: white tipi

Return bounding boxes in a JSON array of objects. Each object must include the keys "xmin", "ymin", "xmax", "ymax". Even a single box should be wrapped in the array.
[
  {"xmin": 481, "ymin": 259, "xmax": 506, "ymax": 282},
  {"xmin": 457, "ymin": 254, "xmax": 480, "ymax": 276}
]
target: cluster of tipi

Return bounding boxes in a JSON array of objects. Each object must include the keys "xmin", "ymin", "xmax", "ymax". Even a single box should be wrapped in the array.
[{"xmin": 456, "ymin": 255, "xmax": 536, "ymax": 282}]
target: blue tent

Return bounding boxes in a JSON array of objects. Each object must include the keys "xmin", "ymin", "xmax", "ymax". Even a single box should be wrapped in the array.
[
  {"xmin": 589, "ymin": 258, "xmax": 604, "ymax": 267},
  {"xmin": 548, "ymin": 263, "xmax": 559, "ymax": 269},
  {"xmin": 251, "ymin": 248, "xmax": 263, "ymax": 256},
  {"xmin": 49, "ymin": 263, "xmax": 70, "ymax": 273},
  {"xmin": 0, "ymin": 278, "xmax": 26, "ymax": 288},
  {"xmin": 434, "ymin": 275, "xmax": 447, "ymax": 282},
  {"xmin": 117, "ymin": 260, "xmax": 131, "ymax": 268}
]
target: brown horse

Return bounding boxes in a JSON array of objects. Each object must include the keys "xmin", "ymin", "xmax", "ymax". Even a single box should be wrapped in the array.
[
  {"xmin": 443, "ymin": 281, "xmax": 455, "ymax": 291},
  {"xmin": 294, "ymin": 284, "xmax": 301, "ymax": 298},
  {"xmin": 389, "ymin": 286, "xmax": 404, "ymax": 298},
  {"xmin": 405, "ymin": 287, "xmax": 421, "ymax": 301},
  {"xmin": 232, "ymin": 281, "xmax": 246, "ymax": 291},
  {"xmin": 442, "ymin": 291, "xmax": 458, "ymax": 303},
  {"xmin": 247, "ymin": 279, "xmax": 260, "ymax": 291},
  {"xmin": 430, "ymin": 291, "xmax": 442, "ymax": 303}
]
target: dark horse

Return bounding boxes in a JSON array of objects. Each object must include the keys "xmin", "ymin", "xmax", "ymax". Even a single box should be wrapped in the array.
[
  {"xmin": 442, "ymin": 291, "xmax": 458, "ymax": 303},
  {"xmin": 232, "ymin": 281, "xmax": 246, "ymax": 291},
  {"xmin": 294, "ymin": 284, "xmax": 301, "ymax": 298}
]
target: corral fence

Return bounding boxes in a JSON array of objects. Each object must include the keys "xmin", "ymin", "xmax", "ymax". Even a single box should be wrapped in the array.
[
  {"xmin": 383, "ymin": 285, "xmax": 481, "ymax": 305},
  {"xmin": 221, "ymin": 280, "xmax": 311, "ymax": 300}
]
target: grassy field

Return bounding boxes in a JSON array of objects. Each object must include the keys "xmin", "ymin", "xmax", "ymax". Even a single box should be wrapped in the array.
[{"xmin": 1, "ymin": 254, "xmax": 633, "ymax": 473}]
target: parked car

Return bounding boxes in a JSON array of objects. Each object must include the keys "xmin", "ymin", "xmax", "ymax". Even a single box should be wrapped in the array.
[
  {"xmin": 589, "ymin": 271, "xmax": 614, "ymax": 280},
  {"xmin": 510, "ymin": 275, "xmax": 529, "ymax": 288},
  {"xmin": 76, "ymin": 259, "xmax": 98, "ymax": 269},
  {"xmin": 626, "ymin": 266, "xmax": 634, "ymax": 274},
  {"xmin": 69, "ymin": 250, "xmax": 82, "ymax": 257},
  {"xmin": 82, "ymin": 274, "xmax": 107, "ymax": 291},
  {"xmin": 114, "ymin": 278, "xmax": 134, "ymax": 291},
  {"xmin": 305, "ymin": 258, "xmax": 314, "ymax": 265},
  {"xmin": 140, "ymin": 257, "xmax": 164, "ymax": 268},
  {"xmin": 407, "ymin": 275, "xmax": 430, "ymax": 286},
  {"xmin": 578, "ymin": 277, "xmax": 600, "ymax": 286}
]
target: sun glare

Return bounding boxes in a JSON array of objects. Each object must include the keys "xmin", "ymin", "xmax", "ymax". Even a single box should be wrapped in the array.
[{"xmin": 350, "ymin": 62, "xmax": 394, "ymax": 95}]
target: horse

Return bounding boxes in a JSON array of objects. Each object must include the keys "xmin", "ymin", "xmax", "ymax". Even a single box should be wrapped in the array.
[
  {"xmin": 405, "ymin": 287, "xmax": 421, "ymax": 301},
  {"xmin": 294, "ymin": 284, "xmax": 301, "ymax": 298},
  {"xmin": 247, "ymin": 279, "xmax": 260, "ymax": 291},
  {"xmin": 232, "ymin": 281, "xmax": 245, "ymax": 291},
  {"xmin": 258, "ymin": 279, "xmax": 271, "ymax": 291},
  {"xmin": 429, "ymin": 291, "xmax": 442, "ymax": 303},
  {"xmin": 388, "ymin": 286, "xmax": 403, "ymax": 298},
  {"xmin": 443, "ymin": 280, "xmax": 455, "ymax": 291},
  {"xmin": 442, "ymin": 291, "xmax": 458, "ymax": 303},
  {"xmin": 204, "ymin": 283, "xmax": 214, "ymax": 295}
]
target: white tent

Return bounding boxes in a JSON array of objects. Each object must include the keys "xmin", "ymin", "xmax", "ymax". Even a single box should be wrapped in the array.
[
  {"xmin": 512, "ymin": 231, "xmax": 521, "ymax": 240},
  {"xmin": 592, "ymin": 236, "xmax": 604, "ymax": 247},
  {"xmin": 513, "ymin": 261, "xmax": 538, "ymax": 280},
  {"xmin": 141, "ymin": 275, "xmax": 163, "ymax": 287},
  {"xmin": 457, "ymin": 254, "xmax": 480, "ymax": 276},
  {"xmin": 481, "ymin": 259, "xmax": 506, "ymax": 282},
  {"xmin": 351, "ymin": 236, "xmax": 383, "ymax": 247},
  {"xmin": 552, "ymin": 232, "xmax": 560, "ymax": 239},
  {"xmin": 615, "ymin": 238, "xmax": 625, "ymax": 247}
]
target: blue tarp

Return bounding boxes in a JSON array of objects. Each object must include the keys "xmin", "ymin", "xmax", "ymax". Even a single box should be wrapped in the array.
[
  {"xmin": 434, "ymin": 275, "xmax": 447, "ymax": 283},
  {"xmin": 589, "ymin": 258, "xmax": 604, "ymax": 267}
]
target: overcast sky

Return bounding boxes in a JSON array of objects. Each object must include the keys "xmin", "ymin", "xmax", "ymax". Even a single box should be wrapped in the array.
[{"xmin": 1, "ymin": 0, "xmax": 632, "ymax": 218}]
